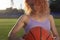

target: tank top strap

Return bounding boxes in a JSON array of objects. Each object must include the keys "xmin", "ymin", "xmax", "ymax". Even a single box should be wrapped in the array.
[
  {"xmin": 27, "ymin": 15, "xmax": 34, "ymax": 22},
  {"xmin": 26, "ymin": 15, "xmax": 33, "ymax": 24}
]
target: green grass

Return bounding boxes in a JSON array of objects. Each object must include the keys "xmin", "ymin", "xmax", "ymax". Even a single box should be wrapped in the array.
[
  {"xmin": 55, "ymin": 19, "xmax": 60, "ymax": 36},
  {"xmin": 0, "ymin": 18, "xmax": 60, "ymax": 40},
  {"xmin": 0, "ymin": 19, "xmax": 24, "ymax": 40}
]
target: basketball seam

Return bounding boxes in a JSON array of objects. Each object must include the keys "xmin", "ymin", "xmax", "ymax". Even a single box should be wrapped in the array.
[
  {"xmin": 40, "ymin": 27, "xmax": 42, "ymax": 40},
  {"xmin": 30, "ymin": 31, "xmax": 36, "ymax": 40},
  {"xmin": 46, "ymin": 34, "xmax": 50, "ymax": 40}
]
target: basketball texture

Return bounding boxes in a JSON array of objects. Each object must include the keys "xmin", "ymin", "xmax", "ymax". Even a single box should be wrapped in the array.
[{"xmin": 23, "ymin": 26, "xmax": 53, "ymax": 40}]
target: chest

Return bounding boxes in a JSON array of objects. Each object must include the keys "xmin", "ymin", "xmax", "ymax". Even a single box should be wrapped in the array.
[{"xmin": 24, "ymin": 18, "xmax": 51, "ymax": 33}]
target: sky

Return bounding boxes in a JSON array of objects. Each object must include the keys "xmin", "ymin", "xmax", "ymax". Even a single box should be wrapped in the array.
[
  {"xmin": 0, "ymin": 0, "xmax": 24, "ymax": 10},
  {"xmin": 13, "ymin": 0, "xmax": 25, "ymax": 9}
]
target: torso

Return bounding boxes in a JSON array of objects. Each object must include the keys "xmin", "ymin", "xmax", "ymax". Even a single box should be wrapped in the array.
[{"xmin": 24, "ymin": 15, "xmax": 51, "ymax": 33}]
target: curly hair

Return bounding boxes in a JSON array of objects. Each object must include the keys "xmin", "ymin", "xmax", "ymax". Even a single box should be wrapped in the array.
[{"xmin": 24, "ymin": 0, "xmax": 50, "ymax": 16}]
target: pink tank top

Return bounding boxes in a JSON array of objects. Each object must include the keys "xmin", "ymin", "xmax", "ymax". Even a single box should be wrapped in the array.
[{"xmin": 24, "ymin": 17, "xmax": 50, "ymax": 33}]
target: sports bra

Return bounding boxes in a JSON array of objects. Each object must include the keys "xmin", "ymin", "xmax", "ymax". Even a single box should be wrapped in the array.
[{"xmin": 24, "ymin": 16, "xmax": 50, "ymax": 33}]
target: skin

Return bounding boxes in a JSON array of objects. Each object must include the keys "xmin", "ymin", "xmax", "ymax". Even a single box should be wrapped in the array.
[
  {"xmin": 8, "ymin": 2, "xmax": 59, "ymax": 39},
  {"xmin": 8, "ymin": 0, "xmax": 60, "ymax": 40},
  {"xmin": 49, "ymin": 15, "xmax": 60, "ymax": 40},
  {"xmin": 8, "ymin": 13, "xmax": 60, "ymax": 40}
]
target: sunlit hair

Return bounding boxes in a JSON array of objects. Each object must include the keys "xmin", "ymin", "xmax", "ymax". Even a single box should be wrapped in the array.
[{"xmin": 24, "ymin": 0, "xmax": 50, "ymax": 16}]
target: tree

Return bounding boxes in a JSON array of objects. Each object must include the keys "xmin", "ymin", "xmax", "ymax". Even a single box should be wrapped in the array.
[{"xmin": 11, "ymin": 0, "xmax": 14, "ymax": 8}]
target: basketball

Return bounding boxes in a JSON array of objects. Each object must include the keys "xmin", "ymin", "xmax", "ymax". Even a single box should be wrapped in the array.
[{"xmin": 23, "ymin": 26, "xmax": 53, "ymax": 40}]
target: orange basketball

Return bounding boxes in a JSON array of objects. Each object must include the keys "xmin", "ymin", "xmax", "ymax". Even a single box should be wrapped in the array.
[{"xmin": 23, "ymin": 26, "xmax": 53, "ymax": 40}]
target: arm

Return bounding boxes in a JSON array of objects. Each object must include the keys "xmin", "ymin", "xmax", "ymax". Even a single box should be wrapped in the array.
[
  {"xmin": 8, "ymin": 15, "xmax": 28, "ymax": 40},
  {"xmin": 49, "ymin": 15, "xmax": 60, "ymax": 40}
]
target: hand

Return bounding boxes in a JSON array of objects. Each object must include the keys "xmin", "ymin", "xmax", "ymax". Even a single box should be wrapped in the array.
[
  {"xmin": 52, "ymin": 36, "xmax": 60, "ymax": 40},
  {"xmin": 52, "ymin": 37, "xmax": 56, "ymax": 40},
  {"xmin": 56, "ymin": 37, "xmax": 60, "ymax": 40}
]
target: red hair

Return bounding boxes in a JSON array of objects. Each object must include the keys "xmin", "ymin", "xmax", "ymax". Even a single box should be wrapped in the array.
[{"xmin": 25, "ymin": 0, "xmax": 50, "ymax": 16}]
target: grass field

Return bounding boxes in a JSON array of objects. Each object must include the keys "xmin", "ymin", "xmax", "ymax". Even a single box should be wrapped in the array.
[{"xmin": 0, "ymin": 18, "xmax": 60, "ymax": 40}]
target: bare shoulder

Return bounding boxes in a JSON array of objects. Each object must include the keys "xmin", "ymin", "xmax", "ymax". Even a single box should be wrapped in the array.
[
  {"xmin": 48, "ymin": 15, "xmax": 54, "ymax": 21},
  {"xmin": 19, "ymin": 14, "xmax": 28, "ymax": 20},
  {"xmin": 49, "ymin": 15, "xmax": 54, "ymax": 19},
  {"xmin": 18, "ymin": 14, "xmax": 30, "ymax": 23}
]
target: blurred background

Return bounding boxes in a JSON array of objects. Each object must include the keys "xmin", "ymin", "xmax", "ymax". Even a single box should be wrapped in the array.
[{"xmin": 0, "ymin": 0, "xmax": 60, "ymax": 40}]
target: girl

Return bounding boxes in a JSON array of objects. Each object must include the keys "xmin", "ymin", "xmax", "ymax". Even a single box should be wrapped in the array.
[{"xmin": 8, "ymin": 0, "xmax": 60, "ymax": 40}]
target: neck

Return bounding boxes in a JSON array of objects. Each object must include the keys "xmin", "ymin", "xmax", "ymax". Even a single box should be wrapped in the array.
[
  {"xmin": 31, "ymin": 14, "xmax": 43, "ymax": 19},
  {"xmin": 30, "ymin": 12, "xmax": 48, "ymax": 18},
  {"xmin": 33, "ymin": 13, "xmax": 43, "ymax": 18}
]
